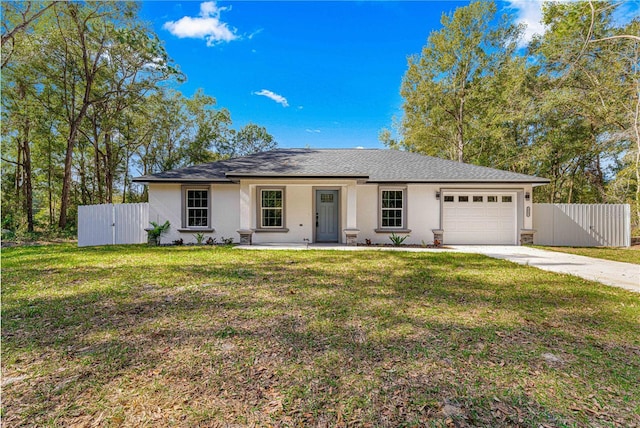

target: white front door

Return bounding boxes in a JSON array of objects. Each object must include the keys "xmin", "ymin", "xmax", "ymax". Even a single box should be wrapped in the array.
[
  {"xmin": 443, "ymin": 192, "xmax": 517, "ymax": 245},
  {"xmin": 316, "ymin": 190, "xmax": 339, "ymax": 242}
]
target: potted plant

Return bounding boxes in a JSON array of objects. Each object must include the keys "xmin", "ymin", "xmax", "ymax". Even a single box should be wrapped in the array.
[{"xmin": 146, "ymin": 220, "xmax": 170, "ymax": 246}]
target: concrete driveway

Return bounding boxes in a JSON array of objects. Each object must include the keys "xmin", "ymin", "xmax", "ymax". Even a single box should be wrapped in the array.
[{"xmin": 449, "ymin": 245, "xmax": 640, "ymax": 293}]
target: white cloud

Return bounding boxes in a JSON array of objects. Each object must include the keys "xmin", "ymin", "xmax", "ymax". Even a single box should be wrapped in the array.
[
  {"xmin": 163, "ymin": 1, "xmax": 238, "ymax": 46},
  {"xmin": 254, "ymin": 89, "xmax": 289, "ymax": 107},
  {"xmin": 506, "ymin": 0, "xmax": 546, "ymax": 46},
  {"xmin": 305, "ymin": 129, "xmax": 321, "ymax": 133}
]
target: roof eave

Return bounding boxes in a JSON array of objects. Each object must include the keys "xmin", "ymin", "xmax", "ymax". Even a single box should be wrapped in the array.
[
  {"xmin": 224, "ymin": 173, "xmax": 370, "ymax": 179},
  {"xmin": 131, "ymin": 177, "xmax": 231, "ymax": 184},
  {"xmin": 368, "ymin": 179, "xmax": 551, "ymax": 184}
]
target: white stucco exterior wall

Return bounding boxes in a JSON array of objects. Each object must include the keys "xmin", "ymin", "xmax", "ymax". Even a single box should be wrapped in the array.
[
  {"xmin": 146, "ymin": 181, "xmax": 537, "ymax": 246},
  {"xmin": 355, "ymin": 184, "xmax": 378, "ymax": 242},
  {"xmin": 406, "ymin": 184, "xmax": 441, "ymax": 245},
  {"xmin": 355, "ymin": 184, "xmax": 441, "ymax": 245},
  {"xmin": 211, "ymin": 184, "xmax": 240, "ymax": 242},
  {"xmin": 148, "ymin": 183, "xmax": 240, "ymax": 244},
  {"xmin": 148, "ymin": 183, "xmax": 183, "ymax": 244},
  {"xmin": 245, "ymin": 179, "xmax": 356, "ymax": 244},
  {"xmin": 251, "ymin": 185, "xmax": 314, "ymax": 244}
]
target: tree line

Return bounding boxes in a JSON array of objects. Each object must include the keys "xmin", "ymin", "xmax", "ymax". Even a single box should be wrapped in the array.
[
  {"xmin": 1, "ymin": 2, "xmax": 276, "ymax": 235},
  {"xmin": 381, "ymin": 1, "xmax": 639, "ymax": 230}
]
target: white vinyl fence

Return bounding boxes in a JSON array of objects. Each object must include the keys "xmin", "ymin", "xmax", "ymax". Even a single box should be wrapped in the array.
[
  {"xmin": 533, "ymin": 203, "xmax": 630, "ymax": 247},
  {"xmin": 78, "ymin": 203, "xmax": 149, "ymax": 247}
]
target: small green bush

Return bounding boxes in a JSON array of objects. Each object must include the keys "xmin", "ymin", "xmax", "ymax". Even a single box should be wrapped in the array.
[{"xmin": 389, "ymin": 233, "xmax": 409, "ymax": 246}]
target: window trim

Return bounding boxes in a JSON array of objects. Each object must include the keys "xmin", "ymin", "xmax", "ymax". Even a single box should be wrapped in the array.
[
  {"xmin": 181, "ymin": 185, "xmax": 212, "ymax": 230},
  {"xmin": 377, "ymin": 186, "xmax": 408, "ymax": 231},
  {"xmin": 256, "ymin": 186, "xmax": 287, "ymax": 231}
]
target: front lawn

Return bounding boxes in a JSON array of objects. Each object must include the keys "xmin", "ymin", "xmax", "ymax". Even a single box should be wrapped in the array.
[
  {"xmin": 537, "ymin": 245, "xmax": 640, "ymax": 265},
  {"xmin": 2, "ymin": 244, "xmax": 639, "ymax": 427}
]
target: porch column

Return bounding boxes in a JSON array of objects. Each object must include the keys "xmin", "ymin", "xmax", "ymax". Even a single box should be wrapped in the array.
[
  {"xmin": 237, "ymin": 182, "xmax": 253, "ymax": 245},
  {"xmin": 343, "ymin": 183, "xmax": 359, "ymax": 246}
]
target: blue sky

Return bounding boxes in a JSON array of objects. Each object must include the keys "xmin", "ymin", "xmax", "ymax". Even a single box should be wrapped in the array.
[{"xmin": 140, "ymin": 1, "xmax": 639, "ymax": 150}]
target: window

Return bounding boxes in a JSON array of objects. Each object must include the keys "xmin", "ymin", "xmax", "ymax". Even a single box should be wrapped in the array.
[
  {"xmin": 458, "ymin": 196, "xmax": 469, "ymax": 202},
  {"xmin": 183, "ymin": 187, "xmax": 210, "ymax": 228},
  {"xmin": 502, "ymin": 196, "xmax": 513, "ymax": 203},
  {"xmin": 444, "ymin": 195, "xmax": 454, "ymax": 202},
  {"xmin": 380, "ymin": 189, "xmax": 405, "ymax": 228},
  {"xmin": 260, "ymin": 188, "xmax": 284, "ymax": 228},
  {"xmin": 473, "ymin": 196, "xmax": 483, "ymax": 202},
  {"xmin": 488, "ymin": 196, "xmax": 497, "ymax": 203},
  {"xmin": 320, "ymin": 193, "xmax": 334, "ymax": 203}
]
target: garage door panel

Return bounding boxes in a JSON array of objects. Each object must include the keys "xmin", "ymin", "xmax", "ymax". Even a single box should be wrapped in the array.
[{"xmin": 443, "ymin": 192, "xmax": 516, "ymax": 245}]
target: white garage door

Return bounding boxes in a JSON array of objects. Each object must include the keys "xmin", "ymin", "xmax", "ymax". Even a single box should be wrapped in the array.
[{"xmin": 443, "ymin": 192, "xmax": 517, "ymax": 245}]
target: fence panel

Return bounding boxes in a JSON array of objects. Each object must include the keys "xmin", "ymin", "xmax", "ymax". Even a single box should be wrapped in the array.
[
  {"xmin": 114, "ymin": 203, "xmax": 149, "ymax": 245},
  {"xmin": 78, "ymin": 203, "xmax": 149, "ymax": 247},
  {"xmin": 533, "ymin": 203, "xmax": 630, "ymax": 247}
]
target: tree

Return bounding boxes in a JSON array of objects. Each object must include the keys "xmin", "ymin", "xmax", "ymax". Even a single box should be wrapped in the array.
[
  {"xmin": 227, "ymin": 123, "xmax": 277, "ymax": 158},
  {"xmin": 395, "ymin": 0, "xmax": 521, "ymax": 163},
  {"xmin": 1, "ymin": 1, "xmax": 276, "ymax": 234},
  {"xmin": 38, "ymin": 2, "xmax": 179, "ymax": 227},
  {"xmin": 530, "ymin": 1, "xmax": 638, "ymax": 214},
  {"xmin": 0, "ymin": 2, "xmax": 57, "ymax": 232},
  {"xmin": 1, "ymin": 1, "xmax": 56, "ymax": 69}
]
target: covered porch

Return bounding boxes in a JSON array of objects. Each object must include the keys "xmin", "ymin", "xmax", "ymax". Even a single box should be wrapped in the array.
[{"xmin": 234, "ymin": 179, "xmax": 361, "ymax": 246}]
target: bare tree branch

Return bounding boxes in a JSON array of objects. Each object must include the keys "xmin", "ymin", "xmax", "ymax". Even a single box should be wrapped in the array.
[{"xmin": 589, "ymin": 34, "xmax": 640, "ymax": 43}]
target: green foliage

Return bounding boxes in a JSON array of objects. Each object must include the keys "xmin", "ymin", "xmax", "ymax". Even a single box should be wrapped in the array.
[
  {"xmin": 389, "ymin": 233, "xmax": 409, "ymax": 246},
  {"xmin": 147, "ymin": 220, "xmax": 170, "ymax": 245},
  {"xmin": 397, "ymin": 1, "xmax": 521, "ymax": 163},
  {"xmin": 220, "ymin": 236, "xmax": 234, "ymax": 245},
  {"xmin": 226, "ymin": 123, "xmax": 277, "ymax": 158},
  {"xmin": 387, "ymin": 0, "xmax": 639, "ymax": 228},
  {"xmin": 193, "ymin": 232, "xmax": 206, "ymax": 244},
  {"xmin": 1, "ymin": 2, "xmax": 277, "ymax": 234}
]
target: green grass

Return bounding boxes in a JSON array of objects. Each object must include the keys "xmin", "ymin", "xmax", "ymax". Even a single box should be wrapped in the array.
[
  {"xmin": 2, "ymin": 244, "xmax": 639, "ymax": 427},
  {"xmin": 537, "ymin": 245, "xmax": 640, "ymax": 265}
]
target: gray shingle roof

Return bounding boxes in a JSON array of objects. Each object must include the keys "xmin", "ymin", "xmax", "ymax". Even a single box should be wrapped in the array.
[{"xmin": 133, "ymin": 149, "xmax": 549, "ymax": 184}]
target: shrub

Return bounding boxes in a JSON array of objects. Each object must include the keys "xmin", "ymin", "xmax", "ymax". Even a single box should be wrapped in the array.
[
  {"xmin": 389, "ymin": 233, "xmax": 409, "ymax": 246},
  {"xmin": 148, "ymin": 221, "xmax": 170, "ymax": 245}
]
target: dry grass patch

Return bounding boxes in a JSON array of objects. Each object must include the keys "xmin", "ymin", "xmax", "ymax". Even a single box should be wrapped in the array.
[{"xmin": 2, "ymin": 244, "xmax": 639, "ymax": 427}]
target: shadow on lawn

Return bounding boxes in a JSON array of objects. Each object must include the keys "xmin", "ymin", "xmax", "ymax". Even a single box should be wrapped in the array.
[{"xmin": 2, "ymin": 246, "xmax": 639, "ymax": 426}]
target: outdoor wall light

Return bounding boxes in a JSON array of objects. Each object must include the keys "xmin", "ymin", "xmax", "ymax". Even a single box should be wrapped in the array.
[
  {"xmin": 435, "ymin": 191, "xmax": 440, "ymax": 199},
  {"xmin": 525, "ymin": 192, "xmax": 530, "ymax": 201}
]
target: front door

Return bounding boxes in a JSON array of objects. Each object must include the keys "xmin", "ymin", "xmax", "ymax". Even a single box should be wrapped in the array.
[{"xmin": 315, "ymin": 190, "xmax": 339, "ymax": 242}]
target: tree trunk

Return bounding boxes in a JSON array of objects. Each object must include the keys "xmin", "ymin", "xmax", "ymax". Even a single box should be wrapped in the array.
[
  {"xmin": 93, "ymin": 126, "xmax": 104, "ymax": 203},
  {"xmin": 105, "ymin": 132, "xmax": 113, "ymax": 203},
  {"xmin": 633, "ymin": 80, "xmax": 640, "ymax": 229},
  {"xmin": 16, "ymin": 81, "xmax": 34, "ymax": 232},
  {"xmin": 47, "ymin": 136, "xmax": 54, "ymax": 226},
  {"xmin": 22, "ymin": 126, "xmax": 34, "ymax": 232},
  {"xmin": 58, "ymin": 3, "xmax": 98, "ymax": 229},
  {"xmin": 122, "ymin": 147, "xmax": 130, "ymax": 204},
  {"xmin": 15, "ymin": 132, "xmax": 22, "ymax": 210},
  {"xmin": 59, "ymin": 103, "xmax": 92, "ymax": 228},
  {"xmin": 457, "ymin": 95, "xmax": 465, "ymax": 163}
]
